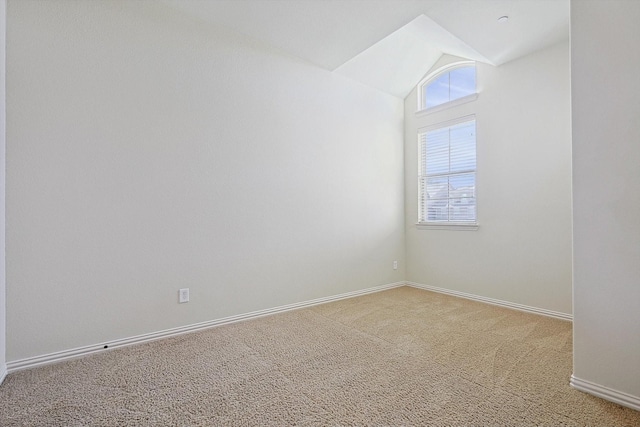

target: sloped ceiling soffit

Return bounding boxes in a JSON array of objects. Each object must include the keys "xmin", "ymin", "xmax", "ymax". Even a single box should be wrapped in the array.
[{"xmin": 161, "ymin": 0, "xmax": 569, "ymax": 99}]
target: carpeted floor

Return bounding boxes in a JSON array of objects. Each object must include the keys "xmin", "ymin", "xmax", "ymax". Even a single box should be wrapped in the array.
[{"xmin": 1, "ymin": 286, "xmax": 639, "ymax": 426}]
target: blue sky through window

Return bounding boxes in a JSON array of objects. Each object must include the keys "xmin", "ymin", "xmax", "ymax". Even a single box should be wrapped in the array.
[{"xmin": 423, "ymin": 66, "xmax": 476, "ymax": 109}]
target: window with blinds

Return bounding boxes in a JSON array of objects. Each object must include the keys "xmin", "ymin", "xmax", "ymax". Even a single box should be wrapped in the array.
[{"xmin": 419, "ymin": 118, "xmax": 476, "ymax": 224}]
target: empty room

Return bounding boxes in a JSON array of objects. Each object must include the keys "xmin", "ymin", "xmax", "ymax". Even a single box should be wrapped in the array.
[{"xmin": 0, "ymin": 0, "xmax": 639, "ymax": 425}]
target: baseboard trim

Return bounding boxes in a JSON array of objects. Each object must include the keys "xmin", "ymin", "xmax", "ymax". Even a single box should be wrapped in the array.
[
  {"xmin": 406, "ymin": 281, "xmax": 572, "ymax": 321},
  {"xmin": 0, "ymin": 363, "xmax": 7, "ymax": 385},
  {"xmin": 570, "ymin": 375, "xmax": 640, "ymax": 411},
  {"xmin": 6, "ymin": 281, "xmax": 405, "ymax": 373}
]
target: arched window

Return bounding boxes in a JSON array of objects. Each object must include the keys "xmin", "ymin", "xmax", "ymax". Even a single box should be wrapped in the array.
[{"xmin": 418, "ymin": 62, "xmax": 477, "ymax": 111}]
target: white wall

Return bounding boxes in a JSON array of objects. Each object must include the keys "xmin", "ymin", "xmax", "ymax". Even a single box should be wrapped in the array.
[
  {"xmin": 0, "ymin": 0, "xmax": 6, "ymax": 382},
  {"xmin": 404, "ymin": 42, "xmax": 572, "ymax": 315},
  {"xmin": 5, "ymin": 0, "xmax": 405, "ymax": 361},
  {"xmin": 571, "ymin": 0, "xmax": 640, "ymax": 403}
]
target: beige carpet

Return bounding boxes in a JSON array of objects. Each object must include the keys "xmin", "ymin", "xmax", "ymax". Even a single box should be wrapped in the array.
[{"xmin": 1, "ymin": 286, "xmax": 639, "ymax": 426}]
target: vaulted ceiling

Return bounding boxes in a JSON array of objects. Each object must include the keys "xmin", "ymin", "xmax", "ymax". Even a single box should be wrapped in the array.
[{"xmin": 160, "ymin": 0, "xmax": 569, "ymax": 98}]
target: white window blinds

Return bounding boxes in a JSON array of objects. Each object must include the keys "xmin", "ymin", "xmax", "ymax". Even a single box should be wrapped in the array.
[{"xmin": 419, "ymin": 118, "xmax": 476, "ymax": 224}]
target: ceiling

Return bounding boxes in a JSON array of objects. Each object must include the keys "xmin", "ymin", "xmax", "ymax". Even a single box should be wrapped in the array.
[{"xmin": 160, "ymin": 0, "xmax": 569, "ymax": 99}]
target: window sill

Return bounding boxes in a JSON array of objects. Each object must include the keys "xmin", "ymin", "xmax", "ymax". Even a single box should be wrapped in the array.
[
  {"xmin": 415, "ymin": 222, "xmax": 479, "ymax": 231},
  {"xmin": 416, "ymin": 93, "xmax": 478, "ymax": 117}
]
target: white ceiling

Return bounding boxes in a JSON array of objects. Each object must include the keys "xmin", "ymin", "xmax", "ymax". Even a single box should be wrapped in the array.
[{"xmin": 161, "ymin": 0, "xmax": 569, "ymax": 98}]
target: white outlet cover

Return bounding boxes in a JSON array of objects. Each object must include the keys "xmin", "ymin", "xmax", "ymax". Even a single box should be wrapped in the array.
[{"xmin": 179, "ymin": 288, "xmax": 189, "ymax": 303}]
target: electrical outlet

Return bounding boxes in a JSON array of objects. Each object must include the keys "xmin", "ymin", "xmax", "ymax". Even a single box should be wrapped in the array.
[
  {"xmin": 179, "ymin": 288, "xmax": 190, "ymax": 303},
  {"xmin": 393, "ymin": 260, "xmax": 398, "ymax": 270}
]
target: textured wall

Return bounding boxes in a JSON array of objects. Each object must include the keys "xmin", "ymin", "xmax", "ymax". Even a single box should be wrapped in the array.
[
  {"xmin": 404, "ymin": 42, "xmax": 573, "ymax": 315},
  {"xmin": 571, "ymin": 0, "xmax": 640, "ymax": 401},
  {"xmin": 0, "ymin": 0, "xmax": 6, "ymax": 380},
  {"xmin": 5, "ymin": 0, "xmax": 405, "ymax": 361}
]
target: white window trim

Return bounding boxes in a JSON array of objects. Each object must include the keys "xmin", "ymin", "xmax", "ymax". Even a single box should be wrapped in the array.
[
  {"xmin": 417, "ymin": 114, "xmax": 476, "ymax": 135},
  {"xmin": 415, "ymin": 93, "xmax": 478, "ymax": 118},
  {"xmin": 416, "ymin": 60, "xmax": 477, "ymax": 113},
  {"xmin": 417, "ymin": 114, "xmax": 478, "ymax": 230},
  {"xmin": 415, "ymin": 222, "xmax": 479, "ymax": 231}
]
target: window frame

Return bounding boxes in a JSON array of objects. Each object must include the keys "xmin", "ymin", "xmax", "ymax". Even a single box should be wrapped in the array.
[
  {"xmin": 417, "ymin": 115, "xmax": 478, "ymax": 231},
  {"xmin": 417, "ymin": 61, "xmax": 478, "ymax": 114}
]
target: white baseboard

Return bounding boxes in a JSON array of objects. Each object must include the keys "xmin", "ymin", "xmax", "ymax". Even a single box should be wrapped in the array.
[
  {"xmin": 406, "ymin": 281, "xmax": 572, "ymax": 321},
  {"xmin": 0, "ymin": 363, "xmax": 7, "ymax": 385},
  {"xmin": 6, "ymin": 281, "xmax": 405, "ymax": 373},
  {"xmin": 571, "ymin": 375, "xmax": 640, "ymax": 411}
]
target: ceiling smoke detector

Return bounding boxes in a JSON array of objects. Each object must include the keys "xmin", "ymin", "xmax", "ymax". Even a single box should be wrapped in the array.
[{"xmin": 497, "ymin": 15, "xmax": 509, "ymax": 23}]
